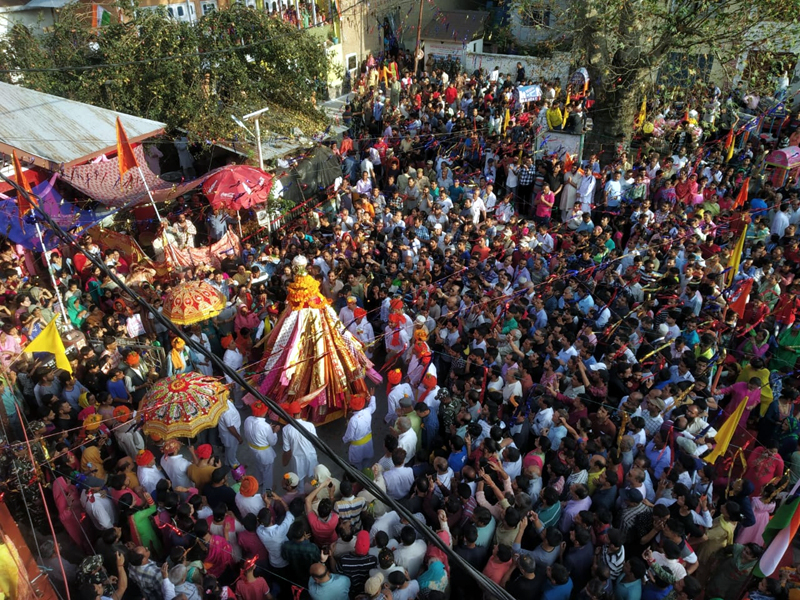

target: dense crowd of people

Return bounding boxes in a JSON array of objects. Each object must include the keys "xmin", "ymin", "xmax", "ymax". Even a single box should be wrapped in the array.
[{"xmin": 3, "ymin": 40, "xmax": 800, "ymax": 600}]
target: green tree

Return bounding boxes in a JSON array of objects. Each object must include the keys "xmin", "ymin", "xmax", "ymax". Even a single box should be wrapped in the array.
[
  {"xmin": 0, "ymin": 2, "xmax": 331, "ymax": 144},
  {"xmin": 514, "ymin": 0, "xmax": 800, "ymax": 156}
]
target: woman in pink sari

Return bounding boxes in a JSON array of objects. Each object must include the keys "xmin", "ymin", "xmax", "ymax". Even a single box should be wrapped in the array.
[
  {"xmin": 743, "ymin": 444, "xmax": 784, "ymax": 497},
  {"xmin": 196, "ymin": 519, "xmax": 234, "ymax": 578},
  {"xmin": 52, "ymin": 473, "xmax": 92, "ymax": 552}
]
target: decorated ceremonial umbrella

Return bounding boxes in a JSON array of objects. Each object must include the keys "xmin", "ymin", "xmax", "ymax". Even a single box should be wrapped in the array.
[
  {"xmin": 202, "ymin": 165, "xmax": 274, "ymax": 211},
  {"xmin": 162, "ymin": 280, "xmax": 226, "ymax": 325},
  {"xmin": 139, "ymin": 373, "xmax": 229, "ymax": 439}
]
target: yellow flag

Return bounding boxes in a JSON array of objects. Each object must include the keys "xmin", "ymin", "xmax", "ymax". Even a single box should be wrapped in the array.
[
  {"xmin": 726, "ymin": 227, "xmax": 747, "ymax": 286},
  {"xmin": 503, "ymin": 108, "xmax": 510, "ymax": 134},
  {"xmin": 703, "ymin": 394, "xmax": 748, "ymax": 464},
  {"xmin": 725, "ymin": 128, "xmax": 736, "ymax": 162},
  {"xmin": 23, "ymin": 318, "xmax": 72, "ymax": 373},
  {"xmin": 634, "ymin": 96, "xmax": 646, "ymax": 130}
]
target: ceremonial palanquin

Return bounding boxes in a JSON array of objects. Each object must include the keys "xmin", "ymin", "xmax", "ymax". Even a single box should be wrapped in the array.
[{"xmin": 257, "ymin": 256, "xmax": 381, "ymax": 425}]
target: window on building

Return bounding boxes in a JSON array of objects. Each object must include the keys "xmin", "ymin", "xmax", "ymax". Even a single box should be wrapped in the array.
[
  {"xmin": 201, "ymin": 2, "xmax": 216, "ymax": 14},
  {"xmin": 657, "ymin": 52, "xmax": 714, "ymax": 87},
  {"xmin": 346, "ymin": 53, "xmax": 358, "ymax": 72},
  {"xmin": 520, "ymin": 8, "xmax": 550, "ymax": 27}
]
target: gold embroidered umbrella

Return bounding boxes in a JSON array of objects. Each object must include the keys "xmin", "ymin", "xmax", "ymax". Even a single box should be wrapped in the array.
[
  {"xmin": 162, "ymin": 280, "xmax": 226, "ymax": 325},
  {"xmin": 139, "ymin": 373, "xmax": 229, "ymax": 439}
]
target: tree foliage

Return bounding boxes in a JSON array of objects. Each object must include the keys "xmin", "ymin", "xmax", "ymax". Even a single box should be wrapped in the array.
[
  {"xmin": 0, "ymin": 2, "xmax": 332, "ymax": 143},
  {"xmin": 514, "ymin": 0, "xmax": 800, "ymax": 154}
]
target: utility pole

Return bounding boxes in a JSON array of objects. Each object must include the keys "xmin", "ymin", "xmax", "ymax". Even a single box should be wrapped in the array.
[{"xmin": 413, "ymin": 0, "xmax": 424, "ymax": 76}]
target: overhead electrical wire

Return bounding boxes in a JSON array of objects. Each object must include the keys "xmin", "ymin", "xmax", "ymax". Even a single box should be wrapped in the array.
[{"xmin": 0, "ymin": 168, "xmax": 518, "ymax": 600}]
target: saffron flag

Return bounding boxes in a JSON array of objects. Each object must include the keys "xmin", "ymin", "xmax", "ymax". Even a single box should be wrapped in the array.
[
  {"xmin": 732, "ymin": 176, "xmax": 750, "ymax": 210},
  {"xmin": 22, "ymin": 318, "xmax": 72, "ymax": 374},
  {"xmin": 634, "ymin": 96, "xmax": 646, "ymax": 130},
  {"xmin": 728, "ymin": 278, "xmax": 753, "ymax": 319},
  {"xmin": 503, "ymin": 108, "xmax": 510, "ymax": 134},
  {"xmin": 726, "ymin": 227, "xmax": 747, "ymax": 286},
  {"xmin": 702, "ymin": 393, "xmax": 748, "ymax": 465},
  {"xmin": 755, "ymin": 479, "xmax": 800, "ymax": 577},
  {"xmin": 92, "ymin": 4, "xmax": 112, "ymax": 27},
  {"xmin": 725, "ymin": 128, "xmax": 736, "ymax": 162},
  {"xmin": 11, "ymin": 150, "xmax": 33, "ymax": 227},
  {"xmin": 563, "ymin": 153, "xmax": 574, "ymax": 172},
  {"xmin": 115, "ymin": 116, "xmax": 139, "ymax": 180}
]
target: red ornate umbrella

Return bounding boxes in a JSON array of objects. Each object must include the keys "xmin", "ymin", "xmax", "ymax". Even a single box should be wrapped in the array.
[
  {"xmin": 202, "ymin": 165, "xmax": 274, "ymax": 210},
  {"xmin": 140, "ymin": 373, "xmax": 229, "ymax": 439},
  {"xmin": 163, "ymin": 280, "xmax": 227, "ymax": 325}
]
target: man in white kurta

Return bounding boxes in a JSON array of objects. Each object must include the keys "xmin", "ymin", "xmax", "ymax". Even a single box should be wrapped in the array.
[
  {"xmin": 136, "ymin": 450, "xmax": 165, "ymax": 496},
  {"xmin": 235, "ymin": 478, "xmax": 267, "ymax": 518},
  {"xmin": 338, "ymin": 296, "xmax": 358, "ymax": 327},
  {"xmin": 577, "ymin": 172, "xmax": 597, "ymax": 213},
  {"xmin": 416, "ymin": 373, "xmax": 441, "ymax": 414},
  {"xmin": 243, "ymin": 401, "xmax": 278, "ymax": 491},
  {"xmin": 81, "ymin": 479, "xmax": 117, "ymax": 531},
  {"xmin": 222, "ymin": 337, "xmax": 244, "ymax": 407},
  {"xmin": 386, "ymin": 369, "xmax": 414, "ymax": 425},
  {"xmin": 218, "ymin": 399, "xmax": 243, "ymax": 468},
  {"xmin": 349, "ymin": 309, "xmax": 375, "ymax": 359},
  {"xmin": 114, "ymin": 411, "xmax": 145, "ymax": 460},
  {"xmin": 160, "ymin": 440, "xmax": 193, "ymax": 490},
  {"xmin": 395, "ymin": 415, "xmax": 418, "ymax": 465},
  {"xmin": 384, "ymin": 322, "xmax": 410, "ymax": 362},
  {"xmin": 281, "ymin": 402, "xmax": 318, "ymax": 487},
  {"xmin": 342, "ymin": 394, "xmax": 377, "ymax": 469}
]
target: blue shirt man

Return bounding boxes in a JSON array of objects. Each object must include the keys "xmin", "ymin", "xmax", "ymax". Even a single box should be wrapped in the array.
[
  {"xmin": 645, "ymin": 432, "xmax": 672, "ymax": 480},
  {"xmin": 207, "ymin": 209, "xmax": 233, "ymax": 242},
  {"xmin": 308, "ymin": 566, "xmax": 351, "ymax": 600},
  {"xmin": 416, "ymin": 402, "xmax": 439, "ymax": 451}
]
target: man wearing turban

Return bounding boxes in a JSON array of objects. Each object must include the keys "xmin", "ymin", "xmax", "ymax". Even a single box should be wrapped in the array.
[
  {"xmin": 281, "ymin": 401, "xmax": 319, "ymax": 489},
  {"xmin": 348, "ymin": 307, "xmax": 375, "ymax": 359},
  {"xmin": 342, "ymin": 393, "xmax": 377, "ymax": 469},
  {"xmin": 243, "ymin": 401, "xmax": 278, "ymax": 492},
  {"xmin": 386, "ymin": 369, "xmax": 413, "ymax": 426},
  {"xmin": 235, "ymin": 476, "xmax": 266, "ymax": 518},
  {"xmin": 136, "ymin": 450, "xmax": 166, "ymax": 496}
]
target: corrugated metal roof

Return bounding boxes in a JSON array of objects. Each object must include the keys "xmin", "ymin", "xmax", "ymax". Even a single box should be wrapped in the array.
[
  {"xmin": 24, "ymin": 0, "xmax": 72, "ymax": 9},
  {"xmin": 0, "ymin": 82, "xmax": 165, "ymax": 169}
]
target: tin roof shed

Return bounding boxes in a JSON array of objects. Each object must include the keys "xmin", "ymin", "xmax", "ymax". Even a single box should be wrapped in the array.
[{"xmin": 0, "ymin": 82, "xmax": 165, "ymax": 171}]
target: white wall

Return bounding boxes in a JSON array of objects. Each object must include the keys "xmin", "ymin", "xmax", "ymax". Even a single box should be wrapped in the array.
[
  {"xmin": 465, "ymin": 50, "xmax": 572, "ymax": 84},
  {"xmin": 0, "ymin": 7, "xmax": 55, "ymax": 36}
]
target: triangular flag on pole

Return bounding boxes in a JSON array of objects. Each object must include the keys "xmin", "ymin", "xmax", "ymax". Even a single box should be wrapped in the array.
[
  {"xmin": 728, "ymin": 278, "xmax": 753, "ymax": 319},
  {"xmin": 726, "ymin": 227, "xmax": 747, "ymax": 286},
  {"xmin": 755, "ymin": 480, "xmax": 800, "ymax": 577},
  {"xmin": 115, "ymin": 116, "xmax": 139, "ymax": 180},
  {"xmin": 11, "ymin": 150, "xmax": 33, "ymax": 228},
  {"xmin": 22, "ymin": 318, "xmax": 72, "ymax": 373},
  {"xmin": 725, "ymin": 128, "xmax": 736, "ymax": 162},
  {"xmin": 732, "ymin": 177, "xmax": 750, "ymax": 210},
  {"xmin": 702, "ymin": 393, "xmax": 748, "ymax": 465},
  {"xmin": 634, "ymin": 96, "xmax": 646, "ymax": 130}
]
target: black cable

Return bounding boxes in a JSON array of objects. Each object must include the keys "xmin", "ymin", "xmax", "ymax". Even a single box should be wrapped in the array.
[{"xmin": 0, "ymin": 170, "xmax": 518, "ymax": 600}]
